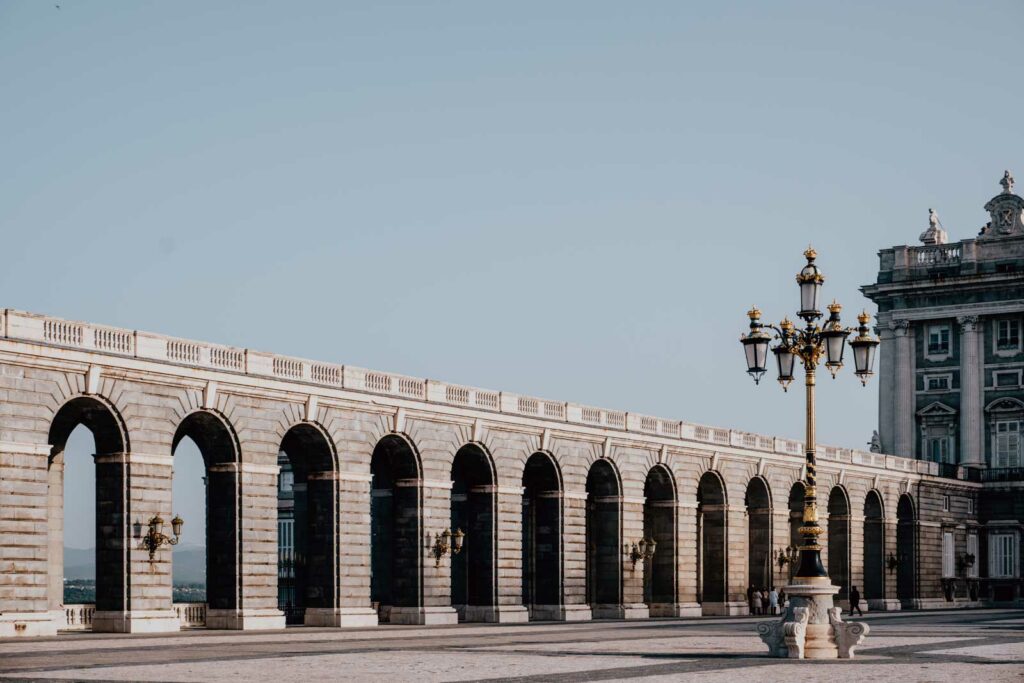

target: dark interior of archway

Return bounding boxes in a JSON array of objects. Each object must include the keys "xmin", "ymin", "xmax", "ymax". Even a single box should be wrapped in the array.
[
  {"xmin": 787, "ymin": 482, "xmax": 805, "ymax": 581},
  {"xmin": 697, "ymin": 473, "xmax": 726, "ymax": 604},
  {"xmin": 586, "ymin": 460, "xmax": 620, "ymax": 607},
  {"xmin": 279, "ymin": 425, "xmax": 336, "ymax": 623},
  {"xmin": 173, "ymin": 412, "xmax": 238, "ymax": 611},
  {"xmin": 450, "ymin": 445, "xmax": 495, "ymax": 618},
  {"xmin": 48, "ymin": 398, "xmax": 127, "ymax": 614},
  {"xmin": 863, "ymin": 491, "xmax": 884, "ymax": 601},
  {"xmin": 827, "ymin": 488, "xmax": 851, "ymax": 600},
  {"xmin": 370, "ymin": 435, "xmax": 420, "ymax": 620},
  {"xmin": 522, "ymin": 453, "xmax": 560, "ymax": 611},
  {"xmin": 897, "ymin": 494, "xmax": 916, "ymax": 605},
  {"xmin": 643, "ymin": 466, "xmax": 675, "ymax": 606},
  {"xmin": 745, "ymin": 478, "xmax": 771, "ymax": 592}
]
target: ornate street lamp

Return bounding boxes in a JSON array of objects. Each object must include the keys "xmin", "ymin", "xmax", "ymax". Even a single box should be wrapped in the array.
[
  {"xmin": 142, "ymin": 513, "xmax": 184, "ymax": 560},
  {"xmin": 743, "ymin": 247, "xmax": 877, "ymax": 659}
]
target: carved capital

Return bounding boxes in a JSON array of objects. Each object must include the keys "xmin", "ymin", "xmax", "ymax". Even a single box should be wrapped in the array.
[
  {"xmin": 889, "ymin": 319, "xmax": 911, "ymax": 336},
  {"xmin": 957, "ymin": 315, "xmax": 980, "ymax": 333}
]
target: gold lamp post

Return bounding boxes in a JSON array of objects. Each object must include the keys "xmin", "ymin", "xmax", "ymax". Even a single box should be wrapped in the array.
[{"xmin": 742, "ymin": 247, "xmax": 878, "ymax": 659}]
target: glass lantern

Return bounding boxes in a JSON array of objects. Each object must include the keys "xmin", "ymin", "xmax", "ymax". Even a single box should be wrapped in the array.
[
  {"xmin": 820, "ymin": 301, "xmax": 851, "ymax": 378},
  {"xmin": 850, "ymin": 311, "xmax": 880, "ymax": 385},
  {"xmin": 795, "ymin": 246, "xmax": 824, "ymax": 319},
  {"xmin": 741, "ymin": 306, "xmax": 771, "ymax": 384}
]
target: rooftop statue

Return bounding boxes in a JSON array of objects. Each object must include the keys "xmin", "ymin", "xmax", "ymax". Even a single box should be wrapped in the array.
[
  {"xmin": 983, "ymin": 169, "xmax": 1024, "ymax": 238},
  {"xmin": 919, "ymin": 208, "xmax": 948, "ymax": 245}
]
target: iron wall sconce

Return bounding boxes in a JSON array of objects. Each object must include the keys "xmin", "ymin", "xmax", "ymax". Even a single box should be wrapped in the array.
[
  {"xmin": 775, "ymin": 546, "xmax": 799, "ymax": 571},
  {"xmin": 626, "ymin": 537, "xmax": 656, "ymax": 569},
  {"xmin": 886, "ymin": 552, "xmax": 898, "ymax": 575},
  {"xmin": 142, "ymin": 514, "xmax": 183, "ymax": 560},
  {"xmin": 958, "ymin": 552, "xmax": 976, "ymax": 571},
  {"xmin": 431, "ymin": 527, "xmax": 465, "ymax": 567}
]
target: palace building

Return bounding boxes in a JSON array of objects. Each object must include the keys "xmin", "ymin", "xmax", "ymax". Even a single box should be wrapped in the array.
[{"xmin": 0, "ymin": 175, "xmax": 1021, "ymax": 638}]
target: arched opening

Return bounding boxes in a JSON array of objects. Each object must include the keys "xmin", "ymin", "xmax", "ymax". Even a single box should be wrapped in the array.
[
  {"xmin": 863, "ymin": 490, "xmax": 885, "ymax": 604},
  {"xmin": 522, "ymin": 452, "xmax": 561, "ymax": 620},
  {"xmin": 643, "ymin": 465, "xmax": 676, "ymax": 614},
  {"xmin": 897, "ymin": 493, "xmax": 917, "ymax": 608},
  {"xmin": 47, "ymin": 397, "xmax": 128, "ymax": 624},
  {"xmin": 277, "ymin": 424, "xmax": 337, "ymax": 625},
  {"xmin": 786, "ymin": 482, "xmax": 805, "ymax": 583},
  {"xmin": 171, "ymin": 434, "xmax": 206, "ymax": 609},
  {"xmin": 697, "ymin": 471, "xmax": 726, "ymax": 614},
  {"xmin": 370, "ymin": 434, "xmax": 421, "ymax": 623},
  {"xmin": 586, "ymin": 459, "xmax": 621, "ymax": 617},
  {"xmin": 745, "ymin": 477, "xmax": 772, "ymax": 600},
  {"xmin": 450, "ymin": 444, "xmax": 496, "ymax": 622},
  {"xmin": 827, "ymin": 487, "xmax": 851, "ymax": 601},
  {"xmin": 173, "ymin": 411, "xmax": 240, "ymax": 618}
]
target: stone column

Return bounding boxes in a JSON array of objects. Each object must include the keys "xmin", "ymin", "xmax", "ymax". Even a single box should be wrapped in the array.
[
  {"xmin": 304, "ymin": 471, "xmax": 378, "ymax": 627},
  {"xmin": 675, "ymin": 501, "xmax": 701, "ymax": 616},
  {"xmin": 91, "ymin": 452, "xmax": 179, "ymax": 634},
  {"xmin": 205, "ymin": 461, "xmax": 286, "ymax": 630},
  {"xmin": 772, "ymin": 509, "xmax": 791, "ymax": 590},
  {"xmin": 877, "ymin": 325, "xmax": 897, "ymax": 454},
  {"xmin": 892, "ymin": 320, "xmax": 915, "ymax": 458},
  {"xmin": 848, "ymin": 513, "xmax": 866, "ymax": 609},
  {"xmin": 725, "ymin": 505, "xmax": 749, "ymax": 614},
  {"xmin": 621, "ymin": 498, "xmax": 649, "ymax": 619},
  {"xmin": 0, "ymin": 441, "xmax": 59, "ymax": 637},
  {"xmin": 561, "ymin": 491, "xmax": 593, "ymax": 620},
  {"xmin": 958, "ymin": 315, "xmax": 984, "ymax": 466},
  {"xmin": 876, "ymin": 517, "xmax": 901, "ymax": 611},
  {"xmin": 492, "ymin": 486, "xmax": 530, "ymax": 623}
]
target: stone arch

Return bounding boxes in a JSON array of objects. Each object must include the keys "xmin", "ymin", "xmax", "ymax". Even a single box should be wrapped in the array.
[
  {"xmin": 522, "ymin": 451, "xmax": 562, "ymax": 619},
  {"xmin": 643, "ymin": 464, "xmax": 677, "ymax": 613},
  {"xmin": 863, "ymin": 489, "xmax": 885, "ymax": 604},
  {"xmin": 370, "ymin": 433, "xmax": 422, "ymax": 623},
  {"xmin": 697, "ymin": 470, "xmax": 727, "ymax": 614},
  {"xmin": 827, "ymin": 486, "xmax": 851, "ymax": 601},
  {"xmin": 897, "ymin": 492, "xmax": 917, "ymax": 607},
  {"xmin": 278, "ymin": 422, "xmax": 338, "ymax": 625},
  {"xmin": 586, "ymin": 458, "xmax": 622, "ymax": 617},
  {"xmin": 173, "ymin": 410, "xmax": 241, "ymax": 617},
  {"xmin": 745, "ymin": 476, "xmax": 772, "ymax": 598},
  {"xmin": 450, "ymin": 442, "xmax": 497, "ymax": 621},
  {"xmin": 46, "ymin": 395, "xmax": 130, "ymax": 620}
]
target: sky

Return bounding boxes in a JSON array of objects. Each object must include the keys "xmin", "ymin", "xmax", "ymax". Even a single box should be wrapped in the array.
[{"xmin": 3, "ymin": 1, "xmax": 1021, "ymax": 556}]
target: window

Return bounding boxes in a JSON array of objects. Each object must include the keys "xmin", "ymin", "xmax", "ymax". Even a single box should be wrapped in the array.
[
  {"xmin": 994, "ymin": 370, "xmax": 1020, "ymax": 388},
  {"xmin": 927, "ymin": 324, "xmax": 951, "ymax": 357},
  {"xmin": 926, "ymin": 375, "xmax": 950, "ymax": 391},
  {"xmin": 278, "ymin": 519, "xmax": 294, "ymax": 570},
  {"xmin": 967, "ymin": 533, "xmax": 979, "ymax": 578},
  {"xmin": 996, "ymin": 319, "xmax": 1021, "ymax": 353},
  {"xmin": 942, "ymin": 532, "xmax": 955, "ymax": 577},
  {"xmin": 989, "ymin": 532, "xmax": 1018, "ymax": 578},
  {"xmin": 279, "ymin": 469, "xmax": 294, "ymax": 494},
  {"xmin": 942, "ymin": 495, "xmax": 950, "ymax": 512},
  {"xmin": 995, "ymin": 420, "xmax": 1021, "ymax": 468},
  {"xmin": 967, "ymin": 497, "xmax": 974, "ymax": 515},
  {"xmin": 924, "ymin": 425, "xmax": 953, "ymax": 463}
]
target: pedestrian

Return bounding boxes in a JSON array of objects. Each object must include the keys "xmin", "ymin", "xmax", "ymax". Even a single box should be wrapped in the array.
[
  {"xmin": 768, "ymin": 586, "xmax": 779, "ymax": 615},
  {"xmin": 849, "ymin": 585, "xmax": 864, "ymax": 616},
  {"xmin": 760, "ymin": 587, "xmax": 769, "ymax": 616},
  {"xmin": 778, "ymin": 588, "xmax": 787, "ymax": 609},
  {"xmin": 748, "ymin": 585, "xmax": 758, "ymax": 615}
]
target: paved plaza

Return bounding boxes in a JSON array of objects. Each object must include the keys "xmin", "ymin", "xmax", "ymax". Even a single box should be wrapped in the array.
[{"xmin": 0, "ymin": 609, "xmax": 1022, "ymax": 682}]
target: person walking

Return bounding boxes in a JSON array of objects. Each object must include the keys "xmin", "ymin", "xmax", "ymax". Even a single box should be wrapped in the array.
[
  {"xmin": 760, "ymin": 587, "xmax": 769, "ymax": 616},
  {"xmin": 849, "ymin": 585, "xmax": 864, "ymax": 616},
  {"xmin": 768, "ymin": 586, "xmax": 779, "ymax": 615},
  {"xmin": 748, "ymin": 585, "xmax": 758, "ymax": 615},
  {"xmin": 778, "ymin": 588, "xmax": 787, "ymax": 609}
]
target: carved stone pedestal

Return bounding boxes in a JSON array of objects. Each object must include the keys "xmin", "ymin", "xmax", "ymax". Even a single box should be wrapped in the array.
[{"xmin": 757, "ymin": 577, "xmax": 869, "ymax": 659}]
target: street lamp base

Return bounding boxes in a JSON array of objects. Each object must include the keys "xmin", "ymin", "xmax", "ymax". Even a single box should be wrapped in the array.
[{"xmin": 757, "ymin": 576, "xmax": 870, "ymax": 659}]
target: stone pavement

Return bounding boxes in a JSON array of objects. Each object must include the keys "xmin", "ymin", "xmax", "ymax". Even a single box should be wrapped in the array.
[{"xmin": 0, "ymin": 609, "xmax": 1022, "ymax": 682}]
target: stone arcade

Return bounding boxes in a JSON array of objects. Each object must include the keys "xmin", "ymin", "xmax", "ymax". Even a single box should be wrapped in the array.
[{"xmin": 0, "ymin": 308, "xmax": 983, "ymax": 637}]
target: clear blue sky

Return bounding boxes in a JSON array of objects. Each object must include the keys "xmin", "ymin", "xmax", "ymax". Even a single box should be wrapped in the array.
[{"xmin": 3, "ymin": 2, "xmax": 1020, "ymax": 552}]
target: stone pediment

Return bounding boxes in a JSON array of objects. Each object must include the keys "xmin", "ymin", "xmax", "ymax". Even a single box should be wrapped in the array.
[
  {"xmin": 985, "ymin": 397, "xmax": 1024, "ymax": 413},
  {"xmin": 917, "ymin": 401, "xmax": 957, "ymax": 418},
  {"xmin": 980, "ymin": 171, "xmax": 1024, "ymax": 239}
]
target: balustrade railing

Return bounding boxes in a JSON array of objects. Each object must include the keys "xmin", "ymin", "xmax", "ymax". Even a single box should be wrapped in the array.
[
  {"xmin": 63, "ymin": 603, "xmax": 206, "ymax": 630},
  {"xmin": 62, "ymin": 604, "xmax": 94, "ymax": 630},
  {"xmin": 0, "ymin": 309, "xmax": 971, "ymax": 476},
  {"xmin": 911, "ymin": 244, "xmax": 961, "ymax": 268}
]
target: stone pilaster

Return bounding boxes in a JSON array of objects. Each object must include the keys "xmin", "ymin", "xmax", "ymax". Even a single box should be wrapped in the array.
[
  {"xmin": 874, "ymin": 518, "xmax": 901, "ymax": 611},
  {"xmin": 0, "ymin": 441, "xmax": 58, "ymax": 637},
  {"xmin": 675, "ymin": 501, "xmax": 701, "ymax": 615},
  {"xmin": 877, "ymin": 325, "xmax": 897, "ymax": 455},
  {"xmin": 726, "ymin": 505, "xmax": 749, "ymax": 610},
  {"xmin": 491, "ymin": 486, "xmax": 529, "ymax": 623},
  {"xmin": 621, "ymin": 498, "xmax": 648, "ymax": 619},
  {"xmin": 958, "ymin": 315, "xmax": 984, "ymax": 466},
  {"xmin": 892, "ymin": 320, "xmax": 915, "ymax": 458},
  {"xmin": 560, "ymin": 492, "xmax": 593, "ymax": 620},
  {"xmin": 848, "ymin": 514, "xmax": 866, "ymax": 607},
  {"xmin": 393, "ymin": 477, "xmax": 457, "ymax": 625}
]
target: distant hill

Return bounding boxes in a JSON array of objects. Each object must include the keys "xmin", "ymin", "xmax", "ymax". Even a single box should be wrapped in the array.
[{"xmin": 63, "ymin": 545, "xmax": 206, "ymax": 585}]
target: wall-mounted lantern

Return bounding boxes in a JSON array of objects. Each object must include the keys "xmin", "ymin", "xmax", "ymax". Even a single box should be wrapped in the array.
[{"xmin": 142, "ymin": 514, "xmax": 183, "ymax": 560}]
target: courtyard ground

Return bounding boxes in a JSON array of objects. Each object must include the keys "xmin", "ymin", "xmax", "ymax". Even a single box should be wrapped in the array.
[{"xmin": 0, "ymin": 608, "xmax": 1022, "ymax": 682}]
